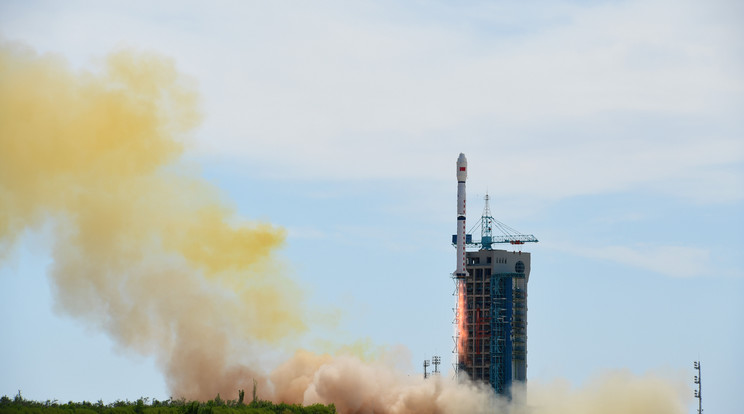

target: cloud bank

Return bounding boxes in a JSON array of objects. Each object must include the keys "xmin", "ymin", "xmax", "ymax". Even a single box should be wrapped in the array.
[{"xmin": 2, "ymin": 1, "xmax": 741, "ymax": 204}]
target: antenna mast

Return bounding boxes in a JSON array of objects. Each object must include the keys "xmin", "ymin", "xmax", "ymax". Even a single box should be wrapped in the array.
[
  {"xmin": 432, "ymin": 355, "xmax": 441, "ymax": 376},
  {"xmin": 693, "ymin": 361, "xmax": 703, "ymax": 414},
  {"xmin": 481, "ymin": 193, "xmax": 494, "ymax": 249}
]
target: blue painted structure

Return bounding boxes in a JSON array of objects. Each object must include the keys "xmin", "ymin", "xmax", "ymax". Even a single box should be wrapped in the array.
[
  {"xmin": 461, "ymin": 250, "xmax": 530, "ymax": 398},
  {"xmin": 490, "ymin": 273, "xmax": 513, "ymax": 395}
]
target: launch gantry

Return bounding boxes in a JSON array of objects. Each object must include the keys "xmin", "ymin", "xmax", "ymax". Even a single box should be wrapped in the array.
[{"xmin": 450, "ymin": 153, "xmax": 538, "ymax": 398}]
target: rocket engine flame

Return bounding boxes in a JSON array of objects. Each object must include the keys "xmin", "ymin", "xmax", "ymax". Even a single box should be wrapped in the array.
[{"xmin": 457, "ymin": 279, "xmax": 468, "ymax": 369}]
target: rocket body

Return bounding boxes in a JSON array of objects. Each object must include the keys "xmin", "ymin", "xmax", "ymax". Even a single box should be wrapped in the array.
[{"xmin": 455, "ymin": 153, "xmax": 468, "ymax": 278}]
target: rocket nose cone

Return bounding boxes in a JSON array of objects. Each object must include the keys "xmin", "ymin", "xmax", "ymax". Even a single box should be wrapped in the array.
[{"xmin": 456, "ymin": 153, "xmax": 467, "ymax": 180}]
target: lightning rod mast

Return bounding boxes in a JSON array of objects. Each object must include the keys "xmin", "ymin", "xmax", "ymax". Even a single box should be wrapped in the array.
[{"xmin": 693, "ymin": 360, "xmax": 703, "ymax": 414}]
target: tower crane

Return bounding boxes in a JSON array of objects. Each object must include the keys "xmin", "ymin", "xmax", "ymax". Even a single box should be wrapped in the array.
[{"xmin": 451, "ymin": 193, "xmax": 538, "ymax": 250}]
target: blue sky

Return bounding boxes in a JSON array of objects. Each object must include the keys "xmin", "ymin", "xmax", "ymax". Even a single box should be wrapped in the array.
[{"xmin": 1, "ymin": 1, "xmax": 742, "ymax": 413}]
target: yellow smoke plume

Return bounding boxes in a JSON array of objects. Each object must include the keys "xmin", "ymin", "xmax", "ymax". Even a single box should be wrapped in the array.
[
  {"xmin": 0, "ymin": 41, "xmax": 689, "ymax": 413},
  {"xmin": 0, "ymin": 41, "xmax": 303, "ymax": 399}
]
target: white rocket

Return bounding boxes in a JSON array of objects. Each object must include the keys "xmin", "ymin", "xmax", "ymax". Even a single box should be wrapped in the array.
[{"xmin": 455, "ymin": 153, "xmax": 468, "ymax": 278}]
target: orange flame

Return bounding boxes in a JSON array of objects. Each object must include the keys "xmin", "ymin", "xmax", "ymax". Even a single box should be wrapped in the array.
[{"xmin": 457, "ymin": 279, "xmax": 468, "ymax": 368}]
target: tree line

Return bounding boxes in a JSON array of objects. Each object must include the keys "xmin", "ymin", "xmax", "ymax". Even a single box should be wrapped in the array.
[{"xmin": 0, "ymin": 389, "xmax": 336, "ymax": 414}]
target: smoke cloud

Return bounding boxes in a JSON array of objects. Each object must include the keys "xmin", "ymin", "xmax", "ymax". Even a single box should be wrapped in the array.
[
  {"xmin": 0, "ymin": 41, "xmax": 302, "ymax": 399},
  {"xmin": 269, "ymin": 351, "xmax": 687, "ymax": 414},
  {"xmin": 0, "ymin": 41, "xmax": 688, "ymax": 413}
]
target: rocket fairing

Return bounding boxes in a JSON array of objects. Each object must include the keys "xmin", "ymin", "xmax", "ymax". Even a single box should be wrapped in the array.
[{"xmin": 455, "ymin": 153, "xmax": 468, "ymax": 279}]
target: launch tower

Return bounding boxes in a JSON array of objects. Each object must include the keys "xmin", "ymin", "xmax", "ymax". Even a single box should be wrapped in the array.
[{"xmin": 452, "ymin": 154, "xmax": 538, "ymax": 397}]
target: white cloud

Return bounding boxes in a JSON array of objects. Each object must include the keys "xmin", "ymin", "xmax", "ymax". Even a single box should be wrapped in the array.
[
  {"xmin": 194, "ymin": 0, "xmax": 743, "ymax": 204},
  {"xmin": 547, "ymin": 242, "xmax": 712, "ymax": 278},
  {"xmin": 2, "ymin": 0, "xmax": 742, "ymax": 203}
]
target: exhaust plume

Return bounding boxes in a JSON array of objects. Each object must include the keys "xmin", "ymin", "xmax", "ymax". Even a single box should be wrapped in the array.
[
  {"xmin": 0, "ymin": 41, "xmax": 303, "ymax": 400},
  {"xmin": 269, "ymin": 350, "xmax": 687, "ymax": 414},
  {"xmin": 0, "ymin": 41, "xmax": 688, "ymax": 413}
]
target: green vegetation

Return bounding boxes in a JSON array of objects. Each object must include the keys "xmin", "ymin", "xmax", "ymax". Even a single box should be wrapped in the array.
[{"xmin": 0, "ymin": 390, "xmax": 336, "ymax": 414}]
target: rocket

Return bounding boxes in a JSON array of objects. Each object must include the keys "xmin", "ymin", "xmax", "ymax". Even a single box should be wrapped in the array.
[{"xmin": 455, "ymin": 153, "xmax": 468, "ymax": 279}]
